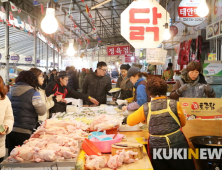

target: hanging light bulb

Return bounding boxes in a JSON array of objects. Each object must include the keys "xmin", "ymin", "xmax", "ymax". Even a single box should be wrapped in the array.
[
  {"xmin": 131, "ymin": 56, "xmax": 134, "ymax": 61},
  {"xmin": 196, "ymin": 0, "xmax": 209, "ymax": 17},
  {"xmin": 67, "ymin": 39, "xmax": 76, "ymax": 57},
  {"xmin": 41, "ymin": 0, "xmax": 58, "ymax": 34},
  {"xmin": 163, "ymin": 23, "xmax": 171, "ymax": 40}
]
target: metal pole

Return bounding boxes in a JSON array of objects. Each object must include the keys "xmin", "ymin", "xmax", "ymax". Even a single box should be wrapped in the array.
[
  {"xmin": 57, "ymin": 51, "xmax": 59, "ymax": 71},
  {"xmin": 53, "ymin": 47, "xmax": 55, "ymax": 69},
  {"xmin": 34, "ymin": 28, "xmax": 37, "ymax": 67},
  {"xmin": 46, "ymin": 44, "xmax": 49, "ymax": 73},
  {"xmin": 5, "ymin": 2, "xmax": 9, "ymax": 83}
]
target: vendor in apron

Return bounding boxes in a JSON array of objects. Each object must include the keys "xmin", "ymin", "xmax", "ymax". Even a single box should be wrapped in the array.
[
  {"xmin": 121, "ymin": 67, "xmax": 151, "ymax": 111},
  {"xmin": 124, "ymin": 77, "xmax": 196, "ymax": 170},
  {"xmin": 45, "ymin": 71, "xmax": 99, "ymax": 117}
]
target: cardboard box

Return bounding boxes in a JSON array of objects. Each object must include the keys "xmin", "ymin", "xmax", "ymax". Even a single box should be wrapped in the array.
[
  {"xmin": 167, "ymin": 84, "xmax": 174, "ymax": 92},
  {"xmin": 179, "ymin": 98, "xmax": 222, "ymax": 119}
]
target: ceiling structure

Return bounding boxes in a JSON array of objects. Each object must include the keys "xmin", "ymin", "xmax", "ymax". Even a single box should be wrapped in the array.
[{"xmin": 12, "ymin": 0, "xmax": 133, "ymax": 48}]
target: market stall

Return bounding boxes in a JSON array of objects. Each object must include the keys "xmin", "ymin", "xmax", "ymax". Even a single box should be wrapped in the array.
[{"xmin": 0, "ymin": 104, "xmax": 152, "ymax": 170}]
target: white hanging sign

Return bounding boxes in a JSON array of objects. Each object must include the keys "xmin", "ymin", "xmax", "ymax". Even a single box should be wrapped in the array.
[
  {"xmin": 121, "ymin": 0, "xmax": 170, "ymax": 48},
  {"xmin": 146, "ymin": 48, "xmax": 167, "ymax": 65},
  {"xmin": 178, "ymin": 0, "xmax": 206, "ymax": 26},
  {"xmin": 25, "ymin": 56, "xmax": 32, "ymax": 63},
  {"xmin": 10, "ymin": 54, "xmax": 20, "ymax": 63}
]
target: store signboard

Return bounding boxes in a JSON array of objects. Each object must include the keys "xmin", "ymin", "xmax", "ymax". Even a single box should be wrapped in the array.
[
  {"xmin": 206, "ymin": 20, "xmax": 220, "ymax": 40},
  {"xmin": 106, "ymin": 45, "xmax": 130, "ymax": 56},
  {"xmin": 180, "ymin": 98, "xmax": 222, "ymax": 120},
  {"xmin": 212, "ymin": 0, "xmax": 222, "ymax": 22},
  {"xmin": 25, "ymin": 56, "xmax": 32, "ymax": 63},
  {"xmin": 10, "ymin": 54, "xmax": 19, "ymax": 63},
  {"xmin": 121, "ymin": 0, "xmax": 170, "ymax": 48},
  {"xmin": 178, "ymin": 0, "xmax": 206, "ymax": 26},
  {"xmin": 203, "ymin": 62, "xmax": 222, "ymax": 76},
  {"xmin": 50, "ymin": 62, "xmax": 58, "ymax": 67},
  {"xmin": 124, "ymin": 53, "xmax": 136, "ymax": 63}
]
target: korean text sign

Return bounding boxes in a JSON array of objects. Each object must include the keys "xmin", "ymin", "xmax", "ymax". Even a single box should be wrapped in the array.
[
  {"xmin": 178, "ymin": 0, "xmax": 205, "ymax": 26},
  {"xmin": 106, "ymin": 45, "xmax": 130, "ymax": 56},
  {"xmin": 121, "ymin": 0, "xmax": 170, "ymax": 48},
  {"xmin": 179, "ymin": 98, "xmax": 222, "ymax": 120}
]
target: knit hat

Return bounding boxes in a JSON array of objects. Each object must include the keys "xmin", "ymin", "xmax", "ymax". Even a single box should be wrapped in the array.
[
  {"xmin": 120, "ymin": 64, "xmax": 131, "ymax": 71},
  {"xmin": 127, "ymin": 67, "xmax": 141, "ymax": 78}
]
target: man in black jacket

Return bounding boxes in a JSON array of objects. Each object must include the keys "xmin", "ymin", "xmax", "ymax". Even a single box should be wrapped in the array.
[
  {"xmin": 49, "ymin": 69, "xmax": 57, "ymax": 82},
  {"xmin": 82, "ymin": 62, "xmax": 112, "ymax": 105},
  {"xmin": 67, "ymin": 66, "xmax": 79, "ymax": 91},
  {"xmin": 45, "ymin": 71, "xmax": 99, "ymax": 116}
]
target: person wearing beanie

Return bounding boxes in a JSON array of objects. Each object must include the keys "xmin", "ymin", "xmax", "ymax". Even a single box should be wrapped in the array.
[
  {"xmin": 45, "ymin": 71, "xmax": 99, "ymax": 116},
  {"xmin": 113, "ymin": 64, "xmax": 134, "ymax": 101},
  {"xmin": 122, "ymin": 67, "xmax": 151, "ymax": 111},
  {"xmin": 79, "ymin": 68, "xmax": 87, "ymax": 92},
  {"xmin": 162, "ymin": 63, "xmax": 174, "ymax": 81},
  {"xmin": 170, "ymin": 61, "xmax": 215, "ymax": 100}
]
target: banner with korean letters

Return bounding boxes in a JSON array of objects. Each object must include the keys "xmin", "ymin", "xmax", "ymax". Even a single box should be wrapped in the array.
[{"xmin": 106, "ymin": 45, "xmax": 130, "ymax": 56}]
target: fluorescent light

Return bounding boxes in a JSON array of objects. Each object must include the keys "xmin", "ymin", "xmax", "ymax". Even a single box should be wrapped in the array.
[{"xmin": 91, "ymin": 0, "xmax": 112, "ymax": 10}]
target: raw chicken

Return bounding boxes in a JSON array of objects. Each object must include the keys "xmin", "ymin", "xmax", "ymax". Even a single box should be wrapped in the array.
[
  {"xmin": 107, "ymin": 149, "xmax": 138, "ymax": 169},
  {"xmin": 85, "ymin": 155, "xmax": 107, "ymax": 170},
  {"xmin": 116, "ymin": 149, "xmax": 138, "ymax": 164},
  {"xmin": 42, "ymin": 119, "xmax": 89, "ymax": 131},
  {"xmin": 23, "ymin": 138, "xmax": 48, "ymax": 149},
  {"xmin": 33, "ymin": 148, "xmax": 56, "ymax": 162},
  {"xmin": 9, "ymin": 146, "xmax": 35, "ymax": 162},
  {"xmin": 8, "ymin": 119, "xmax": 85, "ymax": 163},
  {"xmin": 31, "ymin": 126, "xmax": 68, "ymax": 138},
  {"xmin": 90, "ymin": 114, "xmax": 120, "ymax": 131}
]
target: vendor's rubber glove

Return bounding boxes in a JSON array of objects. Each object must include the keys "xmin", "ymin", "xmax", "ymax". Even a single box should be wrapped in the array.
[
  {"xmin": 179, "ymin": 84, "xmax": 190, "ymax": 93},
  {"xmin": 204, "ymin": 84, "xmax": 213, "ymax": 93}
]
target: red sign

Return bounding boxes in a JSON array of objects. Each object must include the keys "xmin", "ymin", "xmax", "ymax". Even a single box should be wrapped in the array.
[
  {"xmin": 170, "ymin": 26, "xmax": 178, "ymax": 37},
  {"xmin": 125, "ymin": 53, "xmax": 136, "ymax": 63},
  {"xmin": 106, "ymin": 45, "xmax": 130, "ymax": 56},
  {"xmin": 178, "ymin": 7, "xmax": 199, "ymax": 18},
  {"xmin": 191, "ymin": 102, "xmax": 199, "ymax": 110}
]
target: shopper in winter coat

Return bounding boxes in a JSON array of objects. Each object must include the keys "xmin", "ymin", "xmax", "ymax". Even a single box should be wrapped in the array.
[
  {"xmin": 45, "ymin": 71, "xmax": 99, "ymax": 115},
  {"xmin": 125, "ymin": 77, "xmax": 195, "ymax": 170},
  {"xmin": 67, "ymin": 66, "xmax": 79, "ymax": 91},
  {"xmin": 82, "ymin": 62, "xmax": 112, "ymax": 105},
  {"xmin": 79, "ymin": 68, "xmax": 87, "ymax": 92},
  {"xmin": 162, "ymin": 63, "xmax": 174, "ymax": 81},
  {"xmin": 113, "ymin": 64, "xmax": 133, "ymax": 101},
  {"xmin": 7, "ymin": 71, "xmax": 47, "ymax": 154},
  {"xmin": 42, "ymin": 72, "xmax": 49, "ymax": 89},
  {"xmin": 122, "ymin": 67, "xmax": 151, "ymax": 111},
  {"xmin": 49, "ymin": 69, "xmax": 57, "ymax": 82},
  {"xmin": 0, "ymin": 76, "xmax": 14, "ymax": 162},
  {"xmin": 170, "ymin": 61, "xmax": 215, "ymax": 100},
  {"xmin": 30, "ymin": 68, "xmax": 62, "ymax": 121}
]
